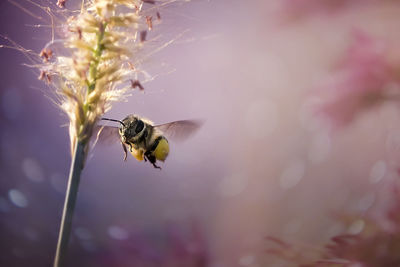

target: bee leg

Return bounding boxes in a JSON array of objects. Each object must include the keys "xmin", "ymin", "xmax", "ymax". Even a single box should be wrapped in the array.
[
  {"xmin": 121, "ymin": 143, "xmax": 128, "ymax": 161},
  {"xmin": 152, "ymin": 162, "xmax": 161, "ymax": 169},
  {"xmin": 143, "ymin": 152, "xmax": 150, "ymax": 163},
  {"xmin": 145, "ymin": 152, "xmax": 161, "ymax": 169}
]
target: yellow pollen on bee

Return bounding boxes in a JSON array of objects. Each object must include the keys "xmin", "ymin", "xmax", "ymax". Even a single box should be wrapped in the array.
[
  {"xmin": 130, "ymin": 147, "xmax": 144, "ymax": 161},
  {"xmin": 154, "ymin": 138, "xmax": 169, "ymax": 162}
]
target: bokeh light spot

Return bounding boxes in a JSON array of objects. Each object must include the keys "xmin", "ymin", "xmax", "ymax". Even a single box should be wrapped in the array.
[
  {"xmin": 219, "ymin": 172, "xmax": 248, "ymax": 197},
  {"xmin": 238, "ymin": 254, "xmax": 255, "ymax": 266},
  {"xmin": 8, "ymin": 189, "xmax": 28, "ymax": 208},
  {"xmin": 347, "ymin": 219, "xmax": 365, "ymax": 235},
  {"xmin": 279, "ymin": 159, "xmax": 306, "ymax": 189},
  {"xmin": 369, "ymin": 160, "xmax": 386, "ymax": 184},
  {"xmin": 108, "ymin": 226, "xmax": 129, "ymax": 240},
  {"xmin": 22, "ymin": 158, "xmax": 44, "ymax": 183},
  {"xmin": 357, "ymin": 193, "xmax": 375, "ymax": 212},
  {"xmin": 75, "ymin": 227, "xmax": 92, "ymax": 240}
]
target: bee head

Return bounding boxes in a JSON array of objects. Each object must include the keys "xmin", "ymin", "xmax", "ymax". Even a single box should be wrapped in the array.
[{"xmin": 121, "ymin": 115, "xmax": 145, "ymax": 140}]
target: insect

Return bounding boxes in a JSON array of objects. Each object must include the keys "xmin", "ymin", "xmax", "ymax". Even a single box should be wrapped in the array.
[{"xmin": 96, "ymin": 115, "xmax": 201, "ymax": 169}]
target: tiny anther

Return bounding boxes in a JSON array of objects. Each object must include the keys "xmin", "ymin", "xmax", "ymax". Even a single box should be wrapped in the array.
[
  {"xmin": 46, "ymin": 74, "xmax": 52, "ymax": 83},
  {"xmin": 38, "ymin": 70, "xmax": 46, "ymax": 80},
  {"xmin": 56, "ymin": 0, "xmax": 67, "ymax": 8},
  {"xmin": 140, "ymin": 31, "xmax": 147, "ymax": 42},
  {"xmin": 77, "ymin": 27, "xmax": 82, "ymax": 39},
  {"xmin": 39, "ymin": 48, "xmax": 53, "ymax": 62},
  {"xmin": 127, "ymin": 62, "xmax": 135, "ymax": 70},
  {"xmin": 146, "ymin": 16, "xmax": 153, "ymax": 30},
  {"xmin": 130, "ymin": 79, "xmax": 144, "ymax": 91},
  {"xmin": 38, "ymin": 70, "xmax": 51, "ymax": 83}
]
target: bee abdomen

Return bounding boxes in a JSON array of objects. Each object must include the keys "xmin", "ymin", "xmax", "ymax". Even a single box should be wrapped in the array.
[{"xmin": 151, "ymin": 136, "xmax": 169, "ymax": 162}]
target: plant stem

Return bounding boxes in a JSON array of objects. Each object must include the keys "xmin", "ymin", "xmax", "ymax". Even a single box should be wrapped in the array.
[
  {"xmin": 88, "ymin": 22, "xmax": 107, "ymax": 93},
  {"xmin": 54, "ymin": 141, "xmax": 86, "ymax": 267}
]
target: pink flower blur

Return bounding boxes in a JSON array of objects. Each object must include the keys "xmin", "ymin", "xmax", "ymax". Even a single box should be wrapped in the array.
[
  {"xmin": 267, "ymin": 181, "xmax": 400, "ymax": 266},
  {"xmin": 316, "ymin": 31, "xmax": 400, "ymax": 128},
  {"xmin": 279, "ymin": 0, "xmax": 395, "ymax": 19},
  {"xmin": 281, "ymin": 0, "xmax": 349, "ymax": 18}
]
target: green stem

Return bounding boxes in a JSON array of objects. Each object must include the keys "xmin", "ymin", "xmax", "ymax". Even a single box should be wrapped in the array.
[
  {"xmin": 84, "ymin": 22, "xmax": 107, "ymax": 114},
  {"xmin": 54, "ymin": 141, "xmax": 86, "ymax": 267},
  {"xmin": 88, "ymin": 22, "xmax": 107, "ymax": 94}
]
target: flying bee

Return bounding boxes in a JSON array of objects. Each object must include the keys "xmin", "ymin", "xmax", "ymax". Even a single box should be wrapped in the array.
[{"xmin": 96, "ymin": 115, "xmax": 201, "ymax": 169}]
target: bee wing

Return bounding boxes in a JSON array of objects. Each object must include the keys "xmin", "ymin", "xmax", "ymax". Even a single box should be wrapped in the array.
[
  {"xmin": 154, "ymin": 120, "xmax": 202, "ymax": 142},
  {"xmin": 93, "ymin": 125, "xmax": 121, "ymax": 145}
]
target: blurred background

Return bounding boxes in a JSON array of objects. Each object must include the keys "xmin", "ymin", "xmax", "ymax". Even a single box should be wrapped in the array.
[{"xmin": 2, "ymin": 0, "xmax": 400, "ymax": 266}]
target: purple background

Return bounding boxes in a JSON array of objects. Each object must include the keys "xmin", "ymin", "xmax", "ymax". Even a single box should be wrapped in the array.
[{"xmin": 2, "ymin": 0, "xmax": 400, "ymax": 266}]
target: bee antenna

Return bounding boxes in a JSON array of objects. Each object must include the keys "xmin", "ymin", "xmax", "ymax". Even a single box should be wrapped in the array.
[{"xmin": 101, "ymin": 118, "xmax": 125, "ymax": 127}]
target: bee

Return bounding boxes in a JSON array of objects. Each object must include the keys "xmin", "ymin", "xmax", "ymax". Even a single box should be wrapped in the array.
[{"xmin": 96, "ymin": 115, "xmax": 201, "ymax": 169}]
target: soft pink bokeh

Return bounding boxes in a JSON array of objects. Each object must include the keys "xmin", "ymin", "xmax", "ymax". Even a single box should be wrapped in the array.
[{"xmin": 315, "ymin": 30, "xmax": 400, "ymax": 128}]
